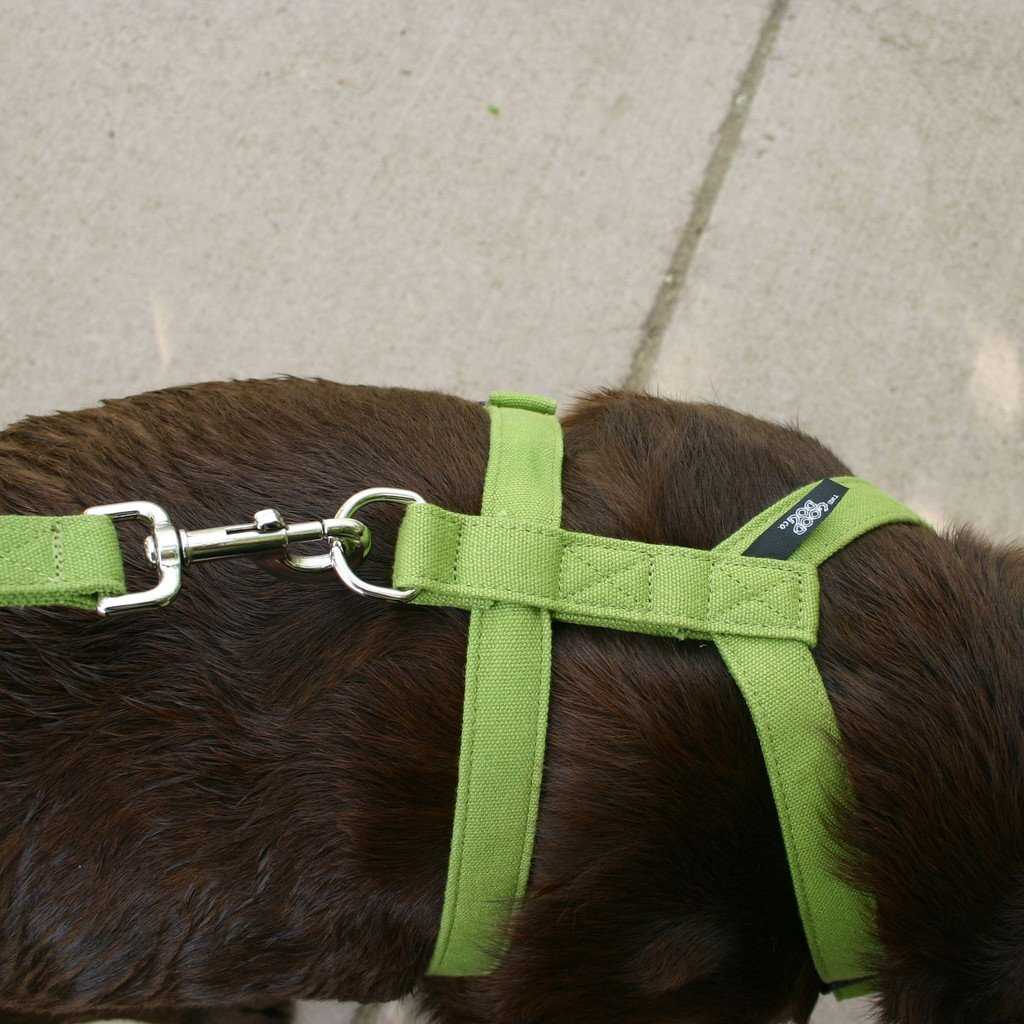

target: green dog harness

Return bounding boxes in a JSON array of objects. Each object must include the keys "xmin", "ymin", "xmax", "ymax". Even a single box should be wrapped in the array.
[
  {"xmin": 393, "ymin": 392, "xmax": 924, "ymax": 996},
  {"xmin": 0, "ymin": 390, "xmax": 925, "ymax": 999}
]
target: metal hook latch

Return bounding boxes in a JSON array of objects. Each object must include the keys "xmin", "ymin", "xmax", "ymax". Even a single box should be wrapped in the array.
[
  {"xmin": 83, "ymin": 503, "xmax": 369, "ymax": 615},
  {"xmin": 176, "ymin": 508, "xmax": 370, "ymax": 572},
  {"xmin": 83, "ymin": 487, "xmax": 425, "ymax": 615}
]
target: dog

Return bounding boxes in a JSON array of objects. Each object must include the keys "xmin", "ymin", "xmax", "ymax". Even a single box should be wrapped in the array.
[{"xmin": 0, "ymin": 378, "xmax": 1021, "ymax": 1024}]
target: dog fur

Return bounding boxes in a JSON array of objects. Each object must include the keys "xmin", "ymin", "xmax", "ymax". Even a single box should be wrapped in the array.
[{"xmin": 0, "ymin": 380, "xmax": 1022, "ymax": 1024}]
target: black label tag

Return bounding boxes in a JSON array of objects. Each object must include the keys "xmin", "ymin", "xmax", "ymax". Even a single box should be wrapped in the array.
[{"xmin": 742, "ymin": 479, "xmax": 849, "ymax": 560}]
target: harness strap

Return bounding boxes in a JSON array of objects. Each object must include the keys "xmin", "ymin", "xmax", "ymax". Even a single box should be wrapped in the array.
[
  {"xmin": 426, "ymin": 391, "xmax": 563, "ymax": 976},
  {"xmin": 714, "ymin": 477, "xmax": 923, "ymax": 998},
  {"xmin": 395, "ymin": 505, "xmax": 819, "ymax": 644},
  {"xmin": 0, "ymin": 515, "xmax": 126, "ymax": 610},
  {"xmin": 717, "ymin": 477, "xmax": 924, "ymax": 566}
]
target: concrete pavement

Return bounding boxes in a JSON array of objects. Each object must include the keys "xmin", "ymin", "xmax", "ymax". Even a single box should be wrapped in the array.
[{"xmin": 3, "ymin": 2, "xmax": 1023, "ymax": 1021}]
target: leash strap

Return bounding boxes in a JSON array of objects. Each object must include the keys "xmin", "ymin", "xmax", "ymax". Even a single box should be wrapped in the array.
[
  {"xmin": 0, "ymin": 515, "xmax": 126, "ymax": 610},
  {"xmin": 399, "ymin": 471, "xmax": 923, "ymax": 993},
  {"xmin": 426, "ymin": 391, "xmax": 563, "ymax": 976}
]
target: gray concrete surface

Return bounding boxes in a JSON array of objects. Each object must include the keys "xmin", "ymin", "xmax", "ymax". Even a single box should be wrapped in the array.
[
  {"xmin": 645, "ymin": 0, "xmax": 1024, "ymax": 545},
  {"xmin": 3, "ymin": 2, "xmax": 1023, "ymax": 1023},
  {"xmin": 0, "ymin": 0, "xmax": 773, "ymax": 417}
]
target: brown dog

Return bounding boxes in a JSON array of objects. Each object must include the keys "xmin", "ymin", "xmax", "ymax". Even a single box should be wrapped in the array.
[{"xmin": 0, "ymin": 379, "xmax": 1021, "ymax": 1024}]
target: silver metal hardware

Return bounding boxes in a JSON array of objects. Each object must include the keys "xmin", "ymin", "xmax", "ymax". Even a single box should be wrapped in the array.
[
  {"xmin": 84, "ymin": 501, "xmax": 183, "ymax": 615},
  {"xmin": 330, "ymin": 487, "xmax": 426, "ymax": 602},
  {"xmin": 174, "ymin": 510, "xmax": 369, "ymax": 570},
  {"xmin": 85, "ymin": 489, "xmax": 422, "ymax": 614}
]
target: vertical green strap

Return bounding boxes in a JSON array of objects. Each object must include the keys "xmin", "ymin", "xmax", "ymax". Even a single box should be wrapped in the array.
[
  {"xmin": 0, "ymin": 515, "xmax": 126, "ymax": 610},
  {"xmin": 716, "ymin": 634, "xmax": 869, "ymax": 984},
  {"xmin": 427, "ymin": 392, "xmax": 563, "ymax": 976},
  {"xmin": 714, "ymin": 477, "xmax": 923, "ymax": 992}
]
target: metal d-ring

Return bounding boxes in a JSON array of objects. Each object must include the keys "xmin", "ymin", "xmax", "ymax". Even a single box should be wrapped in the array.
[{"xmin": 329, "ymin": 487, "xmax": 426, "ymax": 602}]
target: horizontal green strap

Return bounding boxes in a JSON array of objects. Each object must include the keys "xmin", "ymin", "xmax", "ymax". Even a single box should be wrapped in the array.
[
  {"xmin": 394, "ymin": 504, "xmax": 819, "ymax": 645},
  {"xmin": 0, "ymin": 515, "xmax": 126, "ymax": 610}
]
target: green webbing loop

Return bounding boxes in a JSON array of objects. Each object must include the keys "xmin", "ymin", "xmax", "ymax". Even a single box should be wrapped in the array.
[
  {"xmin": 0, "ymin": 515, "xmax": 126, "ymax": 610},
  {"xmin": 426, "ymin": 391, "xmax": 563, "ymax": 976},
  {"xmin": 716, "ymin": 477, "xmax": 924, "ymax": 567}
]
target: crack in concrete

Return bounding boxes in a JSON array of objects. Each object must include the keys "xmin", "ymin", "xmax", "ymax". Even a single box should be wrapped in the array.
[{"xmin": 623, "ymin": 0, "xmax": 791, "ymax": 392}]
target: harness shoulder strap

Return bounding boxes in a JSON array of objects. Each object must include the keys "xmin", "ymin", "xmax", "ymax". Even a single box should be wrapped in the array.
[
  {"xmin": 714, "ymin": 477, "xmax": 923, "ymax": 997},
  {"xmin": 427, "ymin": 391, "xmax": 563, "ymax": 976},
  {"xmin": 716, "ymin": 476, "xmax": 923, "ymax": 565}
]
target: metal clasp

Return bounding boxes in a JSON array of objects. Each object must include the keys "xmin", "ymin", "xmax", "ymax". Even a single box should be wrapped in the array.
[
  {"xmin": 83, "ymin": 503, "xmax": 370, "ymax": 615},
  {"xmin": 176, "ymin": 508, "xmax": 369, "ymax": 573},
  {"xmin": 84, "ymin": 488, "xmax": 425, "ymax": 614},
  {"xmin": 84, "ymin": 501, "xmax": 183, "ymax": 614}
]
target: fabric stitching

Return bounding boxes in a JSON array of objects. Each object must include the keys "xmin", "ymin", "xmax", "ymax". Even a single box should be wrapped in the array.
[
  {"xmin": 0, "ymin": 533, "xmax": 53, "ymax": 582},
  {"xmin": 0, "ymin": 518, "xmax": 122, "ymax": 607},
  {"xmin": 409, "ymin": 528, "xmax": 811, "ymax": 637},
  {"xmin": 404, "ymin": 576, "xmax": 811, "ymax": 639},
  {"xmin": 414, "ymin": 504, "xmax": 809, "ymax": 584},
  {"xmin": 451, "ymin": 519, "xmax": 466, "ymax": 586},
  {"xmin": 559, "ymin": 543, "xmax": 652, "ymax": 604},
  {"xmin": 712, "ymin": 563, "xmax": 778, "ymax": 622},
  {"xmin": 712, "ymin": 562, "xmax": 800, "ymax": 626},
  {"xmin": 50, "ymin": 523, "xmax": 64, "ymax": 583},
  {"xmin": 434, "ymin": 610, "xmax": 484, "ymax": 968}
]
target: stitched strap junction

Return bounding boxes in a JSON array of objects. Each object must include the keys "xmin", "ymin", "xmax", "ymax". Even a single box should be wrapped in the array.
[
  {"xmin": 426, "ymin": 391, "xmax": 563, "ymax": 976},
  {"xmin": 399, "ymin": 470, "xmax": 924, "ymax": 994},
  {"xmin": 396, "ymin": 505, "xmax": 820, "ymax": 645},
  {"xmin": 0, "ymin": 515, "xmax": 126, "ymax": 610}
]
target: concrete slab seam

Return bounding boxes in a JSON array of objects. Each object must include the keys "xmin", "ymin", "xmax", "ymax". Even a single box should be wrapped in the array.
[{"xmin": 624, "ymin": 0, "xmax": 792, "ymax": 391}]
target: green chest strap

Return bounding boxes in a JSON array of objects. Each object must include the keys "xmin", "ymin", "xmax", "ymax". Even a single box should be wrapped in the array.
[
  {"xmin": 425, "ymin": 391, "xmax": 564, "ymax": 976},
  {"xmin": 394, "ymin": 393, "xmax": 924, "ymax": 995}
]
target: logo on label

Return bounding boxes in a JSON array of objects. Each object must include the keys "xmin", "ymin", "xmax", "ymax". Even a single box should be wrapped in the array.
[
  {"xmin": 783, "ymin": 498, "xmax": 830, "ymax": 536},
  {"xmin": 743, "ymin": 480, "xmax": 848, "ymax": 559}
]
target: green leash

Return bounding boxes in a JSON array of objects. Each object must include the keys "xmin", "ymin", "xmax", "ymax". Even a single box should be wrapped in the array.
[
  {"xmin": 0, "ymin": 391, "xmax": 926, "ymax": 999},
  {"xmin": 0, "ymin": 515, "xmax": 125, "ymax": 609}
]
